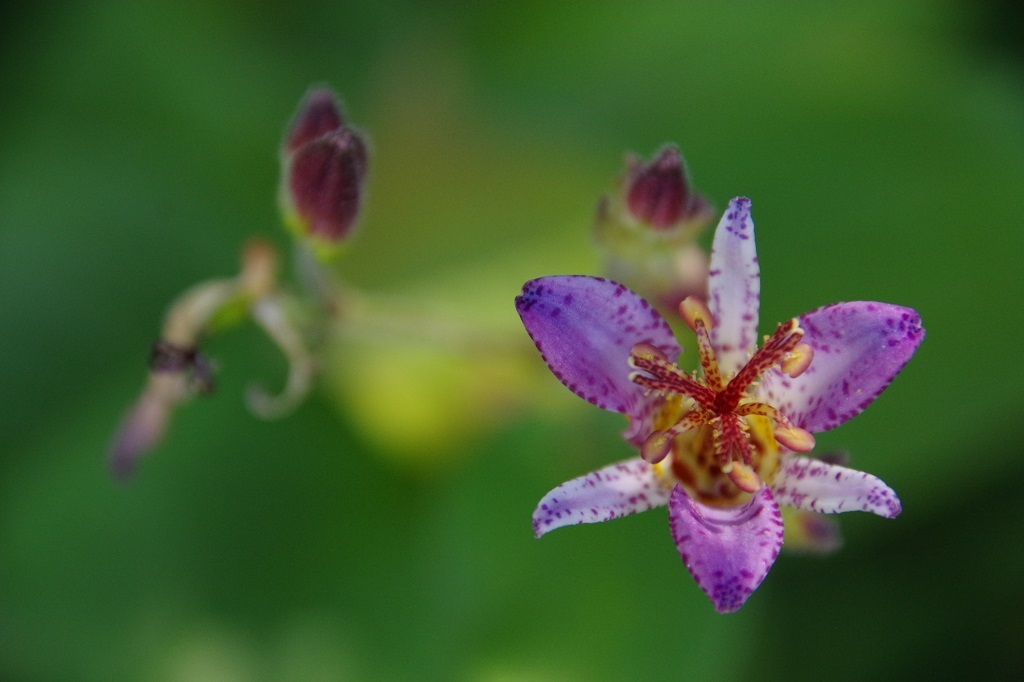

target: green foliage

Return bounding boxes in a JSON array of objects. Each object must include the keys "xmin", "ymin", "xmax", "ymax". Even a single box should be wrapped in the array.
[{"xmin": 1, "ymin": 0, "xmax": 1021, "ymax": 679}]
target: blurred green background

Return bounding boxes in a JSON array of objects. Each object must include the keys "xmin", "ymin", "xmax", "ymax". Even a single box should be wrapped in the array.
[{"xmin": 2, "ymin": 1, "xmax": 1022, "ymax": 679}]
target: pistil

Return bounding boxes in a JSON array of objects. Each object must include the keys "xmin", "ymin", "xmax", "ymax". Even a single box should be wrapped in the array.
[{"xmin": 628, "ymin": 296, "xmax": 817, "ymax": 487}]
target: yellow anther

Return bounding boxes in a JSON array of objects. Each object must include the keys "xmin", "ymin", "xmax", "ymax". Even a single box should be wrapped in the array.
[
  {"xmin": 724, "ymin": 461, "xmax": 762, "ymax": 493},
  {"xmin": 629, "ymin": 342, "xmax": 668, "ymax": 365},
  {"xmin": 781, "ymin": 342, "xmax": 814, "ymax": 378},
  {"xmin": 774, "ymin": 425, "xmax": 816, "ymax": 453},
  {"xmin": 641, "ymin": 430, "xmax": 673, "ymax": 464},
  {"xmin": 679, "ymin": 296, "xmax": 717, "ymax": 332}
]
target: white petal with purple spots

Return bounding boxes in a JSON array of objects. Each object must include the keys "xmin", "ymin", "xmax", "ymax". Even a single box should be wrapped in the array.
[
  {"xmin": 516, "ymin": 276, "xmax": 680, "ymax": 416},
  {"xmin": 708, "ymin": 198, "xmax": 760, "ymax": 377},
  {"xmin": 532, "ymin": 457, "xmax": 671, "ymax": 537},
  {"xmin": 668, "ymin": 484, "xmax": 783, "ymax": 613},
  {"xmin": 771, "ymin": 453, "xmax": 901, "ymax": 518},
  {"xmin": 759, "ymin": 301, "xmax": 924, "ymax": 432}
]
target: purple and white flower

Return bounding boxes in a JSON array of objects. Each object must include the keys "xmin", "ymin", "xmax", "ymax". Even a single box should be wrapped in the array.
[{"xmin": 516, "ymin": 197, "xmax": 924, "ymax": 613}]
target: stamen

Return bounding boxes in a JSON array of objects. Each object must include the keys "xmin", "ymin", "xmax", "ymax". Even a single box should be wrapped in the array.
[
  {"xmin": 629, "ymin": 343, "xmax": 716, "ymax": 407},
  {"xmin": 628, "ymin": 342, "xmax": 669, "ymax": 366},
  {"xmin": 695, "ymin": 327, "xmax": 722, "ymax": 392},
  {"xmin": 641, "ymin": 430, "xmax": 673, "ymax": 463},
  {"xmin": 679, "ymin": 296, "xmax": 716, "ymax": 332},
  {"xmin": 723, "ymin": 461, "xmax": 762, "ymax": 493},
  {"xmin": 642, "ymin": 410, "xmax": 706, "ymax": 463},
  {"xmin": 630, "ymin": 314, "xmax": 816, "ymax": 496},
  {"xmin": 735, "ymin": 401, "xmax": 815, "ymax": 452},
  {"xmin": 781, "ymin": 342, "xmax": 814, "ymax": 378},
  {"xmin": 717, "ymin": 319, "xmax": 803, "ymax": 410},
  {"xmin": 680, "ymin": 297, "xmax": 723, "ymax": 392},
  {"xmin": 774, "ymin": 425, "xmax": 816, "ymax": 452},
  {"xmin": 734, "ymin": 401, "xmax": 785, "ymax": 422}
]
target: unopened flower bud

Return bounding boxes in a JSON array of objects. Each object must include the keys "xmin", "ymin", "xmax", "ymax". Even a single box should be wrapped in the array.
[
  {"xmin": 280, "ymin": 87, "xmax": 369, "ymax": 253},
  {"xmin": 284, "ymin": 88, "xmax": 346, "ymax": 154},
  {"xmin": 593, "ymin": 144, "xmax": 713, "ymax": 313},
  {"xmin": 626, "ymin": 146, "xmax": 705, "ymax": 229}
]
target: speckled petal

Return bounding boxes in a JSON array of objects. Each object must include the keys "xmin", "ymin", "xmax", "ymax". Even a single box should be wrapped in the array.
[
  {"xmin": 759, "ymin": 301, "xmax": 924, "ymax": 432},
  {"xmin": 532, "ymin": 458, "xmax": 672, "ymax": 537},
  {"xmin": 771, "ymin": 453, "xmax": 901, "ymax": 518},
  {"xmin": 516, "ymin": 276, "xmax": 681, "ymax": 415},
  {"xmin": 669, "ymin": 484, "xmax": 783, "ymax": 613},
  {"xmin": 707, "ymin": 198, "xmax": 760, "ymax": 377}
]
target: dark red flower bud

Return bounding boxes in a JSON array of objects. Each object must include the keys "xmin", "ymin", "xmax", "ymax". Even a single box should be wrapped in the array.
[
  {"xmin": 280, "ymin": 88, "xmax": 369, "ymax": 249},
  {"xmin": 284, "ymin": 88, "xmax": 346, "ymax": 154},
  {"xmin": 625, "ymin": 146, "xmax": 695, "ymax": 229},
  {"xmin": 287, "ymin": 128, "xmax": 368, "ymax": 243}
]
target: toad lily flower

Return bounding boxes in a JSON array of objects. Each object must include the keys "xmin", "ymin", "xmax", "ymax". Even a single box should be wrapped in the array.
[{"xmin": 515, "ymin": 197, "xmax": 923, "ymax": 613}]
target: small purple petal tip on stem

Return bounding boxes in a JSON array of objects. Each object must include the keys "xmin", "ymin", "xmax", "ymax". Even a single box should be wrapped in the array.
[
  {"xmin": 109, "ymin": 396, "xmax": 167, "ymax": 479},
  {"xmin": 108, "ymin": 373, "xmax": 188, "ymax": 480},
  {"xmin": 110, "ymin": 236, "xmax": 307, "ymax": 478}
]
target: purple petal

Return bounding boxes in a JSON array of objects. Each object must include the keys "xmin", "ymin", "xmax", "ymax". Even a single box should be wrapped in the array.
[
  {"xmin": 708, "ymin": 198, "xmax": 760, "ymax": 377},
  {"xmin": 532, "ymin": 458, "xmax": 672, "ymax": 537},
  {"xmin": 516, "ymin": 276, "xmax": 681, "ymax": 415},
  {"xmin": 669, "ymin": 484, "xmax": 783, "ymax": 613},
  {"xmin": 759, "ymin": 301, "xmax": 924, "ymax": 432},
  {"xmin": 108, "ymin": 392, "xmax": 172, "ymax": 479},
  {"xmin": 771, "ymin": 453, "xmax": 901, "ymax": 518}
]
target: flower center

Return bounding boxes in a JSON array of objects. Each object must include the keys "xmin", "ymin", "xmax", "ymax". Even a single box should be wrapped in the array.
[{"xmin": 628, "ymin": 296, "xmax": 815, "ymax": 498}]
